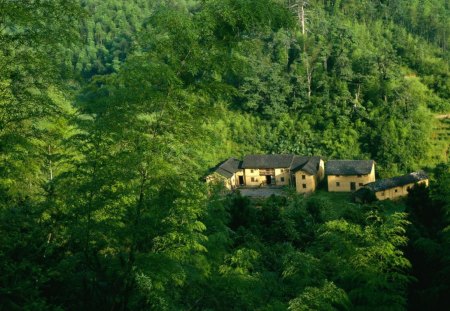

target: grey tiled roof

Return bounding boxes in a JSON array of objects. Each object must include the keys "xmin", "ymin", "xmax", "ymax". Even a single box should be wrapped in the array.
[
  {"xmin": 241, "ymin": 154, "xmax": 294, "ymax": 169},
  {"xmin": 325, "ymin": 160, "xmax": 374, "ymax": 175},
  {"xmin": 212, "ymin": 158, "xmax": 242, "ymax": 178},
  {"xmin": 365, "ymin": 171, "xmax": 428, "ymax": 192},
  {"xmin": 291, "ymin": 156, "xmax": 322, "ymax": 175},
  {"xmin": 290, "ymin": 156, "xmax": 309, "ymax": 171},
  {"xmin": 241, "ymin": 154, "xmax": 322, "ymax": 175}
]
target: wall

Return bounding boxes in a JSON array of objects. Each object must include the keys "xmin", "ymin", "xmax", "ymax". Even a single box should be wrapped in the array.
[
  {"xmin": 295, "ymin": 170, "xmax": 316, "ymax": 193},
  {"xmin": 234, "ymin": 170, "xmax": 245, "ymax": 187},
  {"xmin": 318, "ymin": 160, "xmax": 325, "ymax": 181},
  {"xmin": 244, "ymin": 168, "xmax": 261, "ymax": 187},
  {"xmin": 244, "ymin": 167, "xmax": 290, "ymax": 187},
  {"xmin": 274, "ymin": 168, "xmax": 290, "ymax": 186},
  {"xmin": 229, "ymin": 174, "xmax": 236, "ymax": 189},
  {"xmin": 375, "ymin": 179, "xmax": 429, "ymax": 200},
  {"xmin": 327, "ymin": 164, "xmax": 375, "ymax": 192}
]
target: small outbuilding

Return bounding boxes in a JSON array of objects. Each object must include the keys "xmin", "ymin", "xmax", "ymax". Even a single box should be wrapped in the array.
[
  {"xmin": 206, "ymin": 158, "xmax": 243, "ymax": 190},
  {"xmin": 362, "ymin": 171, "xmax": 429, "ymax": 200}
]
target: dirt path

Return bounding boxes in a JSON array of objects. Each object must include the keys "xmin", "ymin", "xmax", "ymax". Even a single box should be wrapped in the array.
[{"xmin": 435, "ymin": 114, "xmax": 450, "ymax": 119}]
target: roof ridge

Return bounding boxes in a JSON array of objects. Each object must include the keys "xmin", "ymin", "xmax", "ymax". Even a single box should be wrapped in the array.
[
  {"xmin": 305, "ymin": 156, "xmax": 314, "ymax": 166},
  {"xmin": 288, "ymin": 154, "xmax": 296, "ymax": 169}
]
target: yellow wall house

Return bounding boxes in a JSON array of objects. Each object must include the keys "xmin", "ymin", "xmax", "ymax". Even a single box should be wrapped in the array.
[
  {"xmin": 363, "ymin": 171, "xmax": 429, "ymax": 200},
  {"xmin": 207, "ymin": 154, "xmax": 324, "ymax": 193},
  {"xmin": 206, "ymin": 158, "xmax": 243, "ymax": 190},
  {"xmin": 326, "ymin": 160, "xmax": 375, "ymax": 192},
  {"xmin": 241, "ymin": 154, "xmax": 294, "ymax": 187},
  {"xmin": 240, "ymin": 154, "xmax": 324, "ymax": 192},
  {"xmin": 291, "ymin": 156, "xmax": 325, "ymax": 193}
]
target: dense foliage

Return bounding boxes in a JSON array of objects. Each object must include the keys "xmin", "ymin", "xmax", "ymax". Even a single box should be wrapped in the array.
[{"xmin": 0, "ymin": 0, "xmax": 449, "ymax": 310}]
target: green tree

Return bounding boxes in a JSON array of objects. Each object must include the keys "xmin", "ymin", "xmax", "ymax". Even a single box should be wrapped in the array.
[{"xmin": 288, "ymin": 281, "xmax": 351, "ymax": 311}]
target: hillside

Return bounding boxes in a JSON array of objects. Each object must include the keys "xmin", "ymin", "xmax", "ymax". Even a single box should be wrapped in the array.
[
  {"xmin": 69, "ymin": 0, "xmax": 450, "ymax": 175},
  {"xmin": 0, "ymin": 0, "xmax": 449, "ymax": 310}
]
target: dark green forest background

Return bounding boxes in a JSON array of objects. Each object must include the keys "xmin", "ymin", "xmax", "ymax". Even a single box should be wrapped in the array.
[{"xmin": 0, "ymin": 0, "xmax": 449, "ymax": 310}]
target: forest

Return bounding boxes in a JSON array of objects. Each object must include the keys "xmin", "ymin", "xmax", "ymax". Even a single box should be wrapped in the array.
[{"xmin": 0, "ymin": 0, "xmax": 449, "ymax": 310}]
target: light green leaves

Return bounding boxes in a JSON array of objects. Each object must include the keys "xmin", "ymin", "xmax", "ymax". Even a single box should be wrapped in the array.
[{"xmin": 288, "ymin": 281, "xmax": 350, "ymax": 311}]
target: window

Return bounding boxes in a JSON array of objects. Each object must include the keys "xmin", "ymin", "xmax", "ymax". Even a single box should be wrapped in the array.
[
  {"xmin": 395, "ymin": 189, "xmax": 398, "ymax": 193},
  {"xmin": 359, "ymin": 183, "xmax": 363, "ymax": 186},
  {"xmin": 336, "ymin": 182, "xmax": 340, "ymax": 187},
  {"xmin": 302, "ymin": 175, "xmax": 306, "ymax": 180},
  {"xmin": 251, "ymin": 177, "xmax": 255, "ymax": 182},
  {"xmin": 303, "ymin": 184, "xmax": 307, "ymax": 189},
  {"xmin": 251, "ymin": 169, "xmax": 254, "ymax": 173},
  {"xmin": 381, "ymin": 192, "xmax": 385, "ymax": 196},
  {"xmin": 357, "ymin": 175, "xmax": 362, "ymax": 178},
  {"xmin": 336, "ymin": 175, "xmax": 340, "ymax": 177},
  {"xmin": 281, "ymin": 177, "xmax": 285, "ymax": 182}
]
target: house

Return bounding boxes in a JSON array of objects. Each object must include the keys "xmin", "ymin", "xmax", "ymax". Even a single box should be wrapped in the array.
[
  {"xmin": 361, "ymin": 171, "xmax": 429, "ymax": 200},
  {"xmin": 207, "ymin": 156, "xmax": 428, "ymax": 199},
  {"xmin": 241, "ymin": 154, "xmax": 293, "ymax": 187},
  {"xmin": 207, "ymin": 154, "xmax": 324, "ymax": 192},
  {"xmin": 326, "ymin": 160, "xmax": 375, "ymax": 192},
  {"xmin": 240, "ymin": 154, "xmax": 324, "ymax": 192},
  {"xmin": 206, "ymin": 158, "xmax": 243, "ymax": 190},
  {"xmin": 291, "ymin": 156, "xmax": 325, "ymax": 193}
]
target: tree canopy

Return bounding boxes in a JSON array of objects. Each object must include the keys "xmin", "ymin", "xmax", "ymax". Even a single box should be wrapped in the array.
[{"xmin": 0, "ymin": 0, "xmax": 449, "ymax": 310}]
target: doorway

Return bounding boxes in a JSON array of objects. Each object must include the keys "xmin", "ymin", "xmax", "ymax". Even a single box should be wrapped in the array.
[
  {"xmin": 238, "ymin": 176, "xmax": 244, "ymax": 186},
  {"xmin": 350, "ymin": 182, "xmax": 356, "ymax": 191},
  {"xmin": 265, "ymin": 175, "xmax": 272, "ymax": 185}
]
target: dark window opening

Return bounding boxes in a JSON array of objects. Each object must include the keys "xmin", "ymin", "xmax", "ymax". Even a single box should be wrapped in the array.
[
  {"xmin": 302, "ymin": 184, "xmax": 307, "ymax": 189},
  {"xmin": 336, "ymin": 182, "xmax": 340, "ymax": 187},
  {"xmin": 281, "ymin": 177, "xmax": 285, "ymax": 182},
  {"xmin": 302, "ymin": 175, "xmax": 306, "ymax": 179}
]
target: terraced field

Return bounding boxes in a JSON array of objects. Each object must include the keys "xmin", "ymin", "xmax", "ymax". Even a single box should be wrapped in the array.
[{"xmin": 432, "ymin": 114, "xmax": 450, "ymax": 163}]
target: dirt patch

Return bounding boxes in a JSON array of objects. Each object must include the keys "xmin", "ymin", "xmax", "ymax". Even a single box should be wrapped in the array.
[
  {"xmin": 435, "ymin": 114, "xmax": 450, "ymax": 119},
  {"xmin": 237, "ymin": 188, "xmax": 287, "ymax": 198}
]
